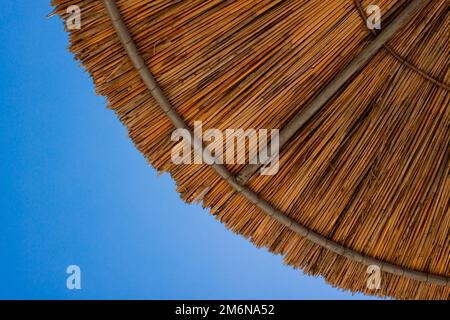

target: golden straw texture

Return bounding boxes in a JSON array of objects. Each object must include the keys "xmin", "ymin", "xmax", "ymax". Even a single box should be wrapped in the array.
[{"xmin": 51, "ymin": 0, "xmax": 449, "ymax": 299}]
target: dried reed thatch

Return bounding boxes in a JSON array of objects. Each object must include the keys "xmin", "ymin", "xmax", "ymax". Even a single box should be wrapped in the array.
[{"xmin": 51, "ymin": 0, "xmax": 449, "ymax": 299}]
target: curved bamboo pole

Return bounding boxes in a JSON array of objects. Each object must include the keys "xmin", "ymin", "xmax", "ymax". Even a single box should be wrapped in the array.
[
  {"xmin": 236, "ymin": 0, "xmax": 435, "ymax": 184},
  {"xmin": 102, "ymin": 0, "xmax": 448, "ymax": 287}
]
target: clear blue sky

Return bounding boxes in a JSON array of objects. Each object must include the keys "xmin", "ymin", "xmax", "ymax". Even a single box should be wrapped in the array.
[{"xmin": 0, "ymin": 1, "xmax": 376, "ymax": 300}]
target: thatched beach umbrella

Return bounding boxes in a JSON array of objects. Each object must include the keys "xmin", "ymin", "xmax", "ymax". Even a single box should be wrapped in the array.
[{"xmin": 51, "ymin": 0, "xmax": 449, "ymax": 299}]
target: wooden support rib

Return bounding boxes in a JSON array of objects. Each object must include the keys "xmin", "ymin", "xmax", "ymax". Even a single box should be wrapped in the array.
[
  {"xmin": 236, "ymin": 0, "xmax": 434, "ymax": 184},
  {"xmin": 353, "ymin": 0, "xmax": 450, "ymax": 91},
  {"xmin": 102, "ymin": 0, "xmax": 448, "ymax": 287}
]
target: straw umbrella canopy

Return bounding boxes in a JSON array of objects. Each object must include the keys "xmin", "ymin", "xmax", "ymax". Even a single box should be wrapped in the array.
[{"xmin": 51, "ymin": 0, "xmax": 449, "ymax": 299}]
